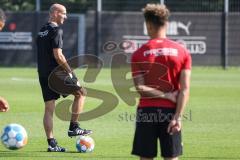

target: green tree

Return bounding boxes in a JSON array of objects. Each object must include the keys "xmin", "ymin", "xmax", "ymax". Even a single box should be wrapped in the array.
[{"xmin": 0, "ymin": 0, "xmax": 35, "ymax": 12}]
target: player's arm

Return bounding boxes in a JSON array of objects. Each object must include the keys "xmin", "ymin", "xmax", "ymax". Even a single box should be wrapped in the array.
[
  {"xmin": 174, "ymin": 69, "xmax": 191, "ymax": 119},
  {"xmin": 133, "ymin": 74, "xmax": 177, "ymax": 102},
  {"xmin": 53, "ymin": 48, "xmax": 72, "ymax": 74},
  {"xmin": 53, "ymin": 48, "xmax": 86, "ymax": 96},
  {"xmin": 0, "ymin": 97, "xmax": 9, "ymax": 112},
  {"xmin": 52, "ymin": 28, "xmax": 74, "ymax": 76},
  {"xmin": 167, "ymin": 69, "xmax": 191, "ymax": 134}
]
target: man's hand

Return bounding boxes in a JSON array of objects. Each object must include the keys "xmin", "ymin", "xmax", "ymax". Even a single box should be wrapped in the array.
[
  {"xmin": 69, "ymin": 72, "xmax": 81, "ymax": 87},
  {"xmin": 73, "ymin": 87, "xmax": 87, "ymax": 96},
  {"xmin": 69, "ymin": 72, "xmax": 87, "ymax": 96},
  {"xmin": 167, "ymin": 115, "xmax": 182, "ymax": 135},
  {"xmin": 164, "ymin": 90, "xmax": 178, "ymax": 103},
  {"xmin": 0, "ymin": 97, "xmax": 9, "ymax": 112}
]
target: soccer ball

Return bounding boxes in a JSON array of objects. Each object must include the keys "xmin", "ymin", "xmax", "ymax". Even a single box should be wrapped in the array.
[
  {"xmin": 1, "ymin": 124, "xmax": 28, "ymax": 150},
  {"xmin": 76, "ymin": 136, "xmax": 94, "ymax": 153}
]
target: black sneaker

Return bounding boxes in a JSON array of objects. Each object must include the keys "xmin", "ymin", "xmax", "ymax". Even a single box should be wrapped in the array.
[
  {"xmin": 47, "ymin": 145, "xmax": 66, "ymax": 152},
  {"xmin": 47, "ymin": 139, "xmax": 66, "ymax": 152},
  {"xmin": 68, "ymin": 127, "xmax": 93, "ymax": 137}
]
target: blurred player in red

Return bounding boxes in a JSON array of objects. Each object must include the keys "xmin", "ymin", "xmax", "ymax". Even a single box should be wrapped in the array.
[
  {"xmin": 131, "ymin": 4, "xmax": 191, "ymax": 160},
  {"xmin": 0, "ymin": 8, "xmax": 5, "ymax": 31},
  {"xmin": 0, "ymin": 9, "xmax": 9, "ymax": 112}
]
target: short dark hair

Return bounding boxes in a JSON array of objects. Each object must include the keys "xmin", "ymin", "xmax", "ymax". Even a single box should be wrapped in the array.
[
  {"xmin": 143, "ymin": 4, "xmax": 169, "ymax": 27},
  {"xmin": 0, "ymin": 8, "xmax": 6, "ymax": 22}
]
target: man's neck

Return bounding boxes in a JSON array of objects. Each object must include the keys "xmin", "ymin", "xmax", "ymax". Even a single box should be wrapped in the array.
[
  {"xmin": 48, "ymin": 18, "xmax": 58, "ymax": 26},
  {"xmin": 150, "ymin": 30, "xmax": 166, "ymax": 39},
  {"xmin": 149, "ymin": 25, "xmax": 167, "ymax": 39}
]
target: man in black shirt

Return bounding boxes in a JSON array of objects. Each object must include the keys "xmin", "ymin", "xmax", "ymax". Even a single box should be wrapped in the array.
[{"xmin": 37, "ymin": 3, "xmax": 92, "ymax": 152}]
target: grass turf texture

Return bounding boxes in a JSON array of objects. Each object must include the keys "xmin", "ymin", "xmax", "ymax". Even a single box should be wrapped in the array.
[{"xmin": 0, "ymin": 67, "xmax": 240, "ymax": 160}]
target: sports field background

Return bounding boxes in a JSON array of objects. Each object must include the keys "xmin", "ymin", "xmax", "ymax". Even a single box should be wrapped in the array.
[{"xmin": 0, "ymin": 67, "xmax": 240, "ymax": 160}]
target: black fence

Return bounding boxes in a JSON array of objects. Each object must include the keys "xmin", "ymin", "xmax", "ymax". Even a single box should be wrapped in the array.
[
  {"xmin": 87, "ymin": 11, "xmax": 240, "ymax": 66},
  {"xmin": 0, "ymin": 11, "xmax": 239, "ymax": 66},
  {"xmin": 0, "ymin": 12, "xmax": 83, "ymax": 66},
  {"xmin": 1, "ymin": 0, "xmax": 240, "ymax": 13}
]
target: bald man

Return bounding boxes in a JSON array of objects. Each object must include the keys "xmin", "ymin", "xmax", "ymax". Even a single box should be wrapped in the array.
[
  {"xmin": 36, "ymin": 3, "xmax": 92, "ymax": 152},
  {"xmin": 0, "ymin": 8, "xmax": 6, "ymax": 31}
]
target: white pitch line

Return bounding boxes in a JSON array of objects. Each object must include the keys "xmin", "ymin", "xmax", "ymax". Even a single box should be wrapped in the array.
[
  {"xmin": 9, "ymin": 77, "xmax": 131, "ymax": 86},
  {"xmin": 9, "ymin": 77, "xmax": 113, "ymax": 86},
  {"xmin": 11, "ymin": 77, "xmax": 37, "ymax": 82}
]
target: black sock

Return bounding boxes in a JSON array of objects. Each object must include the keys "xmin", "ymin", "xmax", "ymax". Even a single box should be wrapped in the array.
[
  {"xmin": 47, "ymin": 138, "xmax": 56, "ymax": 147},
  {"xmin": 69, "ymin": 121, "xmax": 79, "ymax": 130}
]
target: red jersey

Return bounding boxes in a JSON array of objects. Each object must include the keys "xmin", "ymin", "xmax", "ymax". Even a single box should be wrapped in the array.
[{"xmin": 131, "ymin": 38, "xmax": 192, "ymax": 108}]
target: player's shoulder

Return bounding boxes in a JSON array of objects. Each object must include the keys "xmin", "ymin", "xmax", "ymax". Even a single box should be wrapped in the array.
[
  {"xmin": 165, "ymin": 38, "xmax": 183, "ymax": 48},
  {"xmin": 38, "ymin": 23, "xmax": 62, "ymax": 39},
  {"xmin": 166, "ymin": 38, "xmax": 189, "ymax": 54},
  {"xmin": 48, "ymin": 23, "xmax": 62, "ymax": 34},
  {"xmin": 41, "ymin": 23, "xmax": 61, "ymax": 34},
  {"xmin": 133, "ymin": 41, "xmax": 150, "ymax": 55},
  {"xmin": 131, "ymin": 41, "xmax": 149, "ymax": 61}
]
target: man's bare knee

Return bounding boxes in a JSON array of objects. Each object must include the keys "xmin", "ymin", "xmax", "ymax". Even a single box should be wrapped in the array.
[
  {"xmin": 73, "ymin": 93, "xmax": 85, "ymax": 100},
  {"xmin": 74, "ymin": 94, "xmax": 81, "ymax": 98},
  {"xmin": 44, "ymin": 100, "xmax": 55, "ymax": 113}
]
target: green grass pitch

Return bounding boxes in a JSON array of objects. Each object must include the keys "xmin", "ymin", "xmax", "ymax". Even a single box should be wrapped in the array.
[{"xmin": 0, "ymin": 67, "xmax": 240, "ymax": 160}]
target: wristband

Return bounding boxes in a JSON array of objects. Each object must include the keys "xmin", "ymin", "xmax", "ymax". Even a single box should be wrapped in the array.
[{"xmin": 68, "ymin": 72, "xmax": 73, "ymax": 79}]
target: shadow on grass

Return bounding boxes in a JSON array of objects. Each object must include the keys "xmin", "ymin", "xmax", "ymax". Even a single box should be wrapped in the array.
[
  {"xmin": 0, "ymin": 150, "xmax": 134, "ymax": 159},
  {"xmin": 183, "ymin": 156, "xmax": 240, "ymax": 160},
  {"xmin": 1, "ymin": 151, "xmax": 240, "ymax": 159}
]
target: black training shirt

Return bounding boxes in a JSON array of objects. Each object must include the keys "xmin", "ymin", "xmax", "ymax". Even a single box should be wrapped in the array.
[{"xmin": 36, "ymin": 22, "xmax": 63, "ymax": 76}]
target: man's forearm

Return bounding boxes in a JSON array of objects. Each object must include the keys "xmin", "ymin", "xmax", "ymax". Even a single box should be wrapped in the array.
[
  {"xmin": 174, "ymin": 88, "xmax": 189, "ymax": 119},
  {"xmin": 136, "ymin": 85, "xmax": 166, "ymax": 99},
  {"xmin": 55, "ymin": 53, "xmax": 72, "ymax": 73},
  {"xmin": 174, "ymin": 69, "xmax": 191, "ymax": 120}
]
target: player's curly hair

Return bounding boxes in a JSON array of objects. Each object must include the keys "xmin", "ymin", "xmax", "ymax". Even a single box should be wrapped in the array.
[{"xmin": 142, "ymin": 4, "xmax": 169, "ymax": 27}]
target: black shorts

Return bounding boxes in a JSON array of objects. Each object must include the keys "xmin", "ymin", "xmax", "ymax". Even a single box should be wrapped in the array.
[
  {"xmin": 39, "ymin": 70, "xmax": 81, "ymax": 102},
  {"xmin": 39, "ymin": 76, "xmax": 61, "ymax": 102},
  {"xmin": 132, "ymin": 107, "xmax": 183, "ymax": 158}
]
